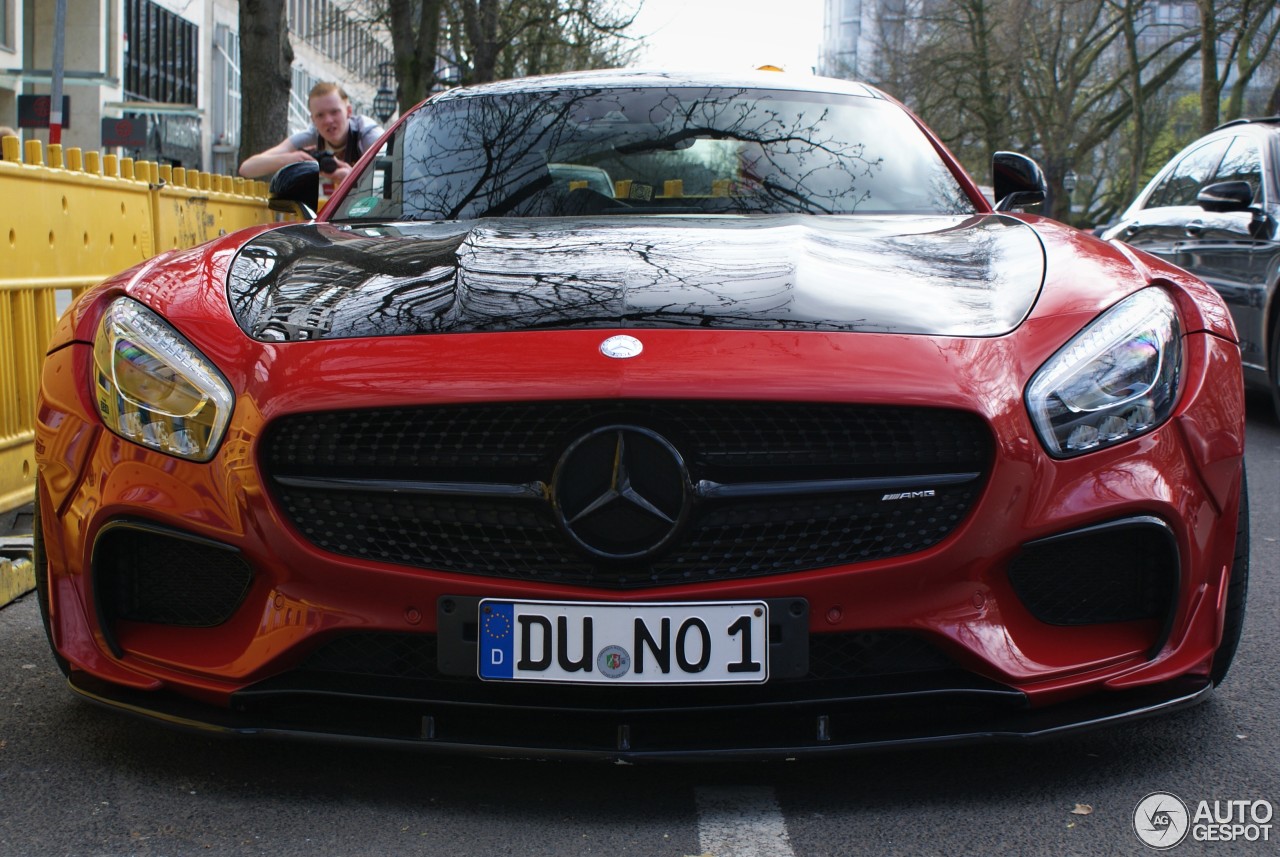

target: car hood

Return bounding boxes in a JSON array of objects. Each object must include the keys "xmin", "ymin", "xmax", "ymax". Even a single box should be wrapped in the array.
[{"xmin": 226, "ymin": 214, "xmax": 1046, "ymax": 342}]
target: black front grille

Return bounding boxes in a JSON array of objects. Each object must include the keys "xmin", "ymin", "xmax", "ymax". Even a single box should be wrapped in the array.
[
  {"xmin": 1007, "ymin": 518, "xmax": 1179, "ymax": 626},
  {"xmin": 263, "ymin": 401, "xmax": 992, "ymax": 586},
  {"xmin": 93, "ymin": 524, "xmax": 253, "ymax": 627}
]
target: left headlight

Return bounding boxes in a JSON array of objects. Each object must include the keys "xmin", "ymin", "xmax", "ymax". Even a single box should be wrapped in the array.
[
  {"xmin": 92, "ymin": 297, "xmax": 234, "ymax": 462},
  {"xmin": 1026, "ymin": 288, "xmax": 1182, "ymax": 458}
]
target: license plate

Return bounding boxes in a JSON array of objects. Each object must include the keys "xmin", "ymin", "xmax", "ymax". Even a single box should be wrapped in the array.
[{"xmin": 477, "ymin": 599, "xmax": 769, "ymax": 684}]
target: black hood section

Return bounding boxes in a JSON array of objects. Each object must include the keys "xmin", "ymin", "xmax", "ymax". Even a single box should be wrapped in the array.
[{"xmin": 226, "ymin": 215, "xmax": 1045, "ymax": 342}]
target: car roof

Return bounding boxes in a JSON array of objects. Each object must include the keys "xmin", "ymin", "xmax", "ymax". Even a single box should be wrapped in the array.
[
  {"xmin": 1210, "ymin": 116, "xmax": 1280, "ymax": 133},
  {"xmin": 428, "ymin": 68, "xmax": 885, "ymax": 103}
]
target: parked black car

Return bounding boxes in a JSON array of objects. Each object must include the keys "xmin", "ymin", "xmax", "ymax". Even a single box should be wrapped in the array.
[{"xmin": 1103, "ymin": 117, "xmax": 1280, "ymax": 418}]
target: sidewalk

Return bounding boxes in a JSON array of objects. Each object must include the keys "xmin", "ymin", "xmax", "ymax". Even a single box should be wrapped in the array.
[{"xmin": 0, "ymin": 501, "xmax": 35, "ymax": 608}]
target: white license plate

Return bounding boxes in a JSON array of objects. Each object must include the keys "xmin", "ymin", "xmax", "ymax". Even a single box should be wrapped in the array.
[{"xmin": 477, "ymin": 599, "xmax": 769, "ymax": 684}]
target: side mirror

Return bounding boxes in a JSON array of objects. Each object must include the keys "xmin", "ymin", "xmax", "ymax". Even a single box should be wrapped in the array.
[
  {"xmin": 268, "ymin": 160, "xmax": 320, "ymax": 219},
  {"xmin": 1196, "ymin": 180, "xmax": 1254, "ymax": 213},
  {"xmin": 993, "ymin": 152, "xmax": 1047, "ymax": 212}
]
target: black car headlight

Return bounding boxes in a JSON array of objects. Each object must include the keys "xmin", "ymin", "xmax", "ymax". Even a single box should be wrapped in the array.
[
  {"xmin": 1026, "ymin": 288, "xmax": 1182, "ymax": 458},
  {"xmin": 92, "ymin": 297, "xmax": 234, "ymax": 462}
]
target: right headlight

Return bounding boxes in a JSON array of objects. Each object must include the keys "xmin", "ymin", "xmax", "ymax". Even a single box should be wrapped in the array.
[
  {"xmin": 92, "ymin": 297, "xmax": 234, "ymax": 462},
  {"xmin": 1026, "ymin": 288, "xmax": 1182, "ymax": 458}
]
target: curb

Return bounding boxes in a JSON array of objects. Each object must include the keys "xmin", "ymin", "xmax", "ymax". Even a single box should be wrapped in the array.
[{"xmin": 0, "ymin": 503, "xmax": 35, "ymax": 608}]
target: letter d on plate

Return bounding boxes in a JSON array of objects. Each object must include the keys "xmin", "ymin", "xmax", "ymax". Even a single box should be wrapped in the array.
[{"xmin": 479, "ymin": 602, "xmax": 515, "ymax": 679}]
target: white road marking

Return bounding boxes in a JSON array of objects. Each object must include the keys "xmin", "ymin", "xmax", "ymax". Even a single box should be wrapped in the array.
[{"xmin": 696, "ymin": 785, "xmax": 797, "ymax": 857}]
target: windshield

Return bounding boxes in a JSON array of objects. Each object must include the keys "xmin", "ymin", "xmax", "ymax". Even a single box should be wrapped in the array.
[{"xmin": 331, "ymin": 86, "xmax": 976, "ymax": 222}]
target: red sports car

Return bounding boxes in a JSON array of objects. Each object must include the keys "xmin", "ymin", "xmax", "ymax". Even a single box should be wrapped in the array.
[{"xmin": 34, "ymin": 70, "xmax": 1248, "ymax": 759}]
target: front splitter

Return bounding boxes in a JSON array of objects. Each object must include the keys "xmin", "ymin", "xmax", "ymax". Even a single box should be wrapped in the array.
[{"xmin": 65, "ymin": 669, "xmax": 1214, "ymax": 762}]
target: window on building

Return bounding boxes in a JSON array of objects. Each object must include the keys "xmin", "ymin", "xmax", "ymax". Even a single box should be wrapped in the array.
[
  {"xmin": 124, "ymin": 0, "xmax": 199, "ymax": 104},
  {"xmin": 212, "ymin": 24, "xmax": 241, "ymax": 149},
  {"xmin": 287, "ymin": 0, "xmax": 394, "ymax": 81},
  {"xmin": 1, "ymin": 0, "xmax": 11, "ymax": 48},
  {"xmin": 291, "ymin": 66, "xmax": 324, "ymax": 131}
]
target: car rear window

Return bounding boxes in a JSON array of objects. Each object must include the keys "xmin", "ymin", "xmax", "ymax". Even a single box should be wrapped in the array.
[{"xmin": 331, "ymin": 86, "xmax": 975, "ymax": 222}]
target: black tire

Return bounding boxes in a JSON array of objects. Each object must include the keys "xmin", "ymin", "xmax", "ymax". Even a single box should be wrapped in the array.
[
  {"xmin": 32, "ymin": 481, "xmax": 71, "ymax": 677},
  {"xmin": 1270, "ymin": 319, "xmax": 1280, "ymax": 424},
  {"xmin": 1210, "ymin": 467, "xmax": 1249, "ymax": 686}
]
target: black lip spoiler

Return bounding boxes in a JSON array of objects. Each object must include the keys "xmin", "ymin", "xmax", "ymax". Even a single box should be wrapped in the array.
[{"xmin": 66, "ymin": 671, "xmax": 1212, "ymax": 763}]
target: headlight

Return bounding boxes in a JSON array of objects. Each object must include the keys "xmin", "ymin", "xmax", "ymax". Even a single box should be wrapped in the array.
[
  {"xmin": 92, "ymin": 297, "xmax": 234, "ymax": 461},
  {"xmin": 1026, "ymin": 288, "xmax": 1182, "ymax": 458}
]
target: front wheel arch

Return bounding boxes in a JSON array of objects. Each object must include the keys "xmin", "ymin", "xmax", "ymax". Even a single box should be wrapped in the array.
[
  {"xmin": 33, "ymin": 479, "xmax": 70, "ymax": 677},
  {"xmin": 1210, "ymin": 466, "xmax": 1249, "ymax": 686}
]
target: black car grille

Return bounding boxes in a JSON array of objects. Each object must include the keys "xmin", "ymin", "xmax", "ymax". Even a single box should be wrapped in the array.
[
  {"xmin": 262, "ymin": 401, "xmax": 992, "ymax": 587},
  {"xmin": 1007, "ymin": 518, "xmax": 1179, "ymax": 626},
  {"xmin": 93, "ymin": 524, "xmax": 254, "ymax": 627}
]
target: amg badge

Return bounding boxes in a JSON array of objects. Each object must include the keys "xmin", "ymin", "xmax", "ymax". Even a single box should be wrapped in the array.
[{"xmin": 882, "ymin": 490, "xmax": 938, "ymax": 501}]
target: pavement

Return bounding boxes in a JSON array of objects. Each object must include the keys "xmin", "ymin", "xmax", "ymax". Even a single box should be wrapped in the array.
[{"xmin": 0, "ymin": 501, "xmax": 35, "ymax": 608}]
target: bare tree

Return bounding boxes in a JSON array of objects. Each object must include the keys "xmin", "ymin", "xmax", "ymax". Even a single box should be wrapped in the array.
[
  {"xmin": 1196, "ymin": 0, "xmax": 1280, "ymax": 132},
  {"xmin": 238, "ymin": 0, "xmax": 294, "ymax": 166},
  {"xmin": 1196, "ymin": 0, "xmax": 1221, "ymax": 132},
  {"xmin": 1267, "ymin": 51, "xmax": 1280, "ymax": 115},
  {"xmin": 388, "ymin": 0, "xmax": 447, "ymax": 114},
  {"xmin": 1220, "ymin": 0, "xmax": 1280, "ymax": 122},
  {"xmin": 1015, "ymin": 0, "xmax": 1199, "ymax": 221},
  {"xmin": 869, "ymin": 0, "xmax": 1199, "ymax": 223},
  {"xmin": 377, "ymin": 1, "xmax": 641, "ymax": 110},
  {"xmin": 870, "ymin": 0, "xmax": 1022, "ymax": 174},
  {"xmin": 444, "ymin": 0, "xmax": 641, "ymax": 87},
  {"xmin": 497, "ymin": 0, "xmax": 643, "ymax": 78},
  {"xmin": 1101, "ymin": 0, "xmax": 1203, "ymax": 214}
]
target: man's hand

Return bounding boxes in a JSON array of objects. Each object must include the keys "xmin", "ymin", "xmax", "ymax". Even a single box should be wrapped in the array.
[{"xmin": 323, "ymin": 156, "xmax": 354, "ymax": 184}]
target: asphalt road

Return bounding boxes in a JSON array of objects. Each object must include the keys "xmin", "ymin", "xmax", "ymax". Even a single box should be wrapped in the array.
[{"xmin": 1, "ymin": 395, "xmax": 1276, "ymax": 857}]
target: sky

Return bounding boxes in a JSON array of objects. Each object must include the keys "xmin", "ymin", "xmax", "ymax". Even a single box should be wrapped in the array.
[{"xmin": 626, "ymin": 0, "xmax": 825, "ymax": 76}]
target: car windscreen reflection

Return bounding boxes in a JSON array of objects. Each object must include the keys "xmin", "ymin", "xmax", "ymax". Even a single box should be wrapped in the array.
[{"xmin": 332, "ymin": 87, "xmax": 976, "ymax": 222}]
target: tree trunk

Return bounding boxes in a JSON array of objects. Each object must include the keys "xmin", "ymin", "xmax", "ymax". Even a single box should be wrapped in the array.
[
  {"xmin": 1120, "ymin": 0, "xmax": 1145, "ymax": 203},
  {"xmin": 458, "ymin": 0, "xmax": 502, "ymax": 84},
  {"xmin": 238, "ymin": 0, "xmax": 294, "ymax": 168},
  {"xmin": 1197, "ymin": 0, "xmax": 1220, "ymax": 133},
  {"xmin": 389, "ymin": 0, "xmax": 443, "ymax": 111}
]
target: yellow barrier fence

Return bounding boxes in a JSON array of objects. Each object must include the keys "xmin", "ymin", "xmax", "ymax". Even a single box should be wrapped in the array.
[{"xmin": 0, "ymin": 135, "xmax": 274, "ymax": 521}]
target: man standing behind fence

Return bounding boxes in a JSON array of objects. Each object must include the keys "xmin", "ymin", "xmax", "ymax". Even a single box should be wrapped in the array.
[{"xmin": 239, "ymin": 83, "xmax": 383, "ymax": 187}]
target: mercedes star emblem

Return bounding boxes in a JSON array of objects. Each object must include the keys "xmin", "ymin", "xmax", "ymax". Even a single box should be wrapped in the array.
[
  {"xmin": 552, "ymin": 425, "xmax": 689, "ymax": 560},
  {"xmin": 599, "ymin": 335, "xmax": 643, "ymax": 359}
]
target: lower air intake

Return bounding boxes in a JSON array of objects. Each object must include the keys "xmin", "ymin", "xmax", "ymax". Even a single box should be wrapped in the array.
[
  {"xmin": 1007, "ymin": 517, "xmax": 1178, "ymax": 626},
  {"xmin": 93, "ymin": 523, "xmax": 253, "ymax": 627}
]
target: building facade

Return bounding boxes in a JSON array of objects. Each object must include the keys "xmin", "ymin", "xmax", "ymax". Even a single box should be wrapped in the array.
[
  {"xmin": 0, "ymin": 0, "xmax": 392, "ymax": 173},
  {"xmin": 818, "ymin": 0, "xmax": 877, "ymax": 80},
  {"xmin": 0, "ymin": 0, "xmax": 22, "ymax": 130}
]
